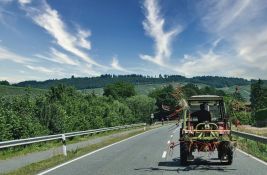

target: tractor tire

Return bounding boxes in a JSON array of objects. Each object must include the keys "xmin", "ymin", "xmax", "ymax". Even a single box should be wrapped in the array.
[
  {"xmin": 180, "ymin": 142, "xmax": 189, "ymax": 166},
  {"xmin": 220, "ymin": 142, "xmax": 233, "ymax": 165},
  {"xmin": 224, "ymin": 147, "xmax": 233, "ymax": 165}
]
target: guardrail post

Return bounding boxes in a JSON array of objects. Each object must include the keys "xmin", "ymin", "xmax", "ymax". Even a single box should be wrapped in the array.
[{"xmin": 62, "ymin": 134, "xmax": 67, "ymax": 156}]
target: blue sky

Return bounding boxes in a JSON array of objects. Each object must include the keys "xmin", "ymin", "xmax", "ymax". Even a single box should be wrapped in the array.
[{"xmin": 0, "ymin": 0, "xmax": 267, "ymax": 83}]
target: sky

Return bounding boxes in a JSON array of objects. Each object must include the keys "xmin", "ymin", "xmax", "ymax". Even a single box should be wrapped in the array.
[{"xmin": 0, "ymin": 0, "xmax": 267, "ymax": 83}]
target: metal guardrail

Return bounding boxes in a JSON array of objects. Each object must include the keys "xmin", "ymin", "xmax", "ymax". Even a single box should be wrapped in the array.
[
  {"xmin": 232, "ymin": 130, "xmax": 267, "ymax": 144},
  {"xmin": 0, "ymin": 123, "xmax": 146, "ymax": 155}
]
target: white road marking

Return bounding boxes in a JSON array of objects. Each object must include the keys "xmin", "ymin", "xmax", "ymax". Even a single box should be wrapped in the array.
[
  {"xmin": 37, "ymin": 127, "xmax": 160, "ymax": 175},
  {"xmin": 167, "ymin": 140, "xmax": 170, "ymax": 144},
  {"xmin": 173, "ymin": 127, "xmax": 179, "ymax": 134},
  {"xmin": 162, "ymin": 151, "xmax": 167, "ymax": 158},
  {"xmin": 237, "ymin": 148, "xmax": 267, "ymax": 166},
  {"xmin": 170, "ymin": 135, "xmax": 173, "ymax": 138}
]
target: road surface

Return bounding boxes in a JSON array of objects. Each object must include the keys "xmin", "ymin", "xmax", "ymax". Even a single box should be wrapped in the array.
[{"xmin": 40, "ymin": 124, "xmax": 267, "ymax": 175}]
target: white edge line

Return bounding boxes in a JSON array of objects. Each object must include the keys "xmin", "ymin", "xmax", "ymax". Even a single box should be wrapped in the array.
[
  {"xmin": 37, "ymin": 127, "xmax": 160, "ymax": 175},
  {"xmin": 237, "ymin": 148, "xmax": 267, "ymax": 166},
  {"xmin": 162, "ymin": 151, "xmax": 167, "ymax": 158}
]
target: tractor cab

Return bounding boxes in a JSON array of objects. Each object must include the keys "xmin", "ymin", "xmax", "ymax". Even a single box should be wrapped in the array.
[{"xmin": 184, "ymin": 95, "xmax": 230, "ymax": 133}]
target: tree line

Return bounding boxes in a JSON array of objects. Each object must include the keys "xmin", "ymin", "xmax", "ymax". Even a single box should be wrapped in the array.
[
  {"xmin": 13, "ymin": 74, "xmax": 250, "ymax": 89},
  {"xmin": 0, "ymin": 82, "xmax": 155, "ymax": 141}
]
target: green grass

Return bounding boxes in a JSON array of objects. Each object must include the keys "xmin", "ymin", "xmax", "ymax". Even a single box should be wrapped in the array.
[
  {"xmin": 233, "ymin": 125, "xmax": 267, "ymax": 137},
  {"xmin": 234, "ymin": 135, "xmax": 267, "ymax": 162},
  {"xmin": 2, "ymin": 128, "xmax": 149, "ymax": 175},
  {"xmin": 0, "ymin": 85, "xmax": 46, "ymax": 97},
  {"xmin": 0, "ymin": 127, "xmax": 141, "ymax": 160}
]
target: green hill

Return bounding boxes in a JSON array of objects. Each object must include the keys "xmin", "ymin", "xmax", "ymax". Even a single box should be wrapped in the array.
[
  {"xmin": 0, "ymin": 85, "xmax": 46, "ymax": 97},
  {"xmin": 218, "ymin": 85, "xmax": 251, "ymax": 101},
  {"xmin": 82, "ymin": 83, "xmax": 251, "ymax": 101}
]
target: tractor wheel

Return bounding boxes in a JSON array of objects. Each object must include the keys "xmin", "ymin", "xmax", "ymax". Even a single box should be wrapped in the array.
[
  {"xmin": 180, "ymin": 142, "xmax": 189, "ymax": 166},
  {"xmin": 217, "ymin": 144, "xmax": 222, "ymax": 159},
  {"xmin": 224, "ymin": 147, "xmax": 233, "ymax": 165},
  {"xmin": 220, "ymin": 142, "xmax": 233, "ymax": 165}
]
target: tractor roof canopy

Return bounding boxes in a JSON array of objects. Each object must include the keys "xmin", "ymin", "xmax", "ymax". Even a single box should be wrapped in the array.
[
  {"xmin": 188, "ymin": 95, "xmax": 223, "ymax": 102},
  {"xmin": 187, "ymin": 95, "xmax": 224, "ymax": 109}
]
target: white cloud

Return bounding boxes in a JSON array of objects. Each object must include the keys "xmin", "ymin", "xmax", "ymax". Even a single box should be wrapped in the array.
[
  {"xmin": 26, "ymin": 65, "xmax": 52, "ymax": 74},
  {"xmin": 18, "ymin": 0, "xmax": 31, "ymax": 5},
  {"xmin": 78, "ymin": 64, "xmax": 101, "ymax": 76},
  {"xmin": 140, "ymin": 0, "xmax": 182, "ymax": 66},
  {"xmin": 20, "ymin": 0, "xmax": 103, "ymax": 67},
  {"xmin": 111, "ymin": 56, "xmax": 131, "ymax": 73},
  {"xmin": 77, "ymin": 28, "xmax": 91, "ymax": 49},
  {"xmin": 200, "ymin": 0, "xmax": 251, "ymax": 34},
  {"xmin": 176, "ymin": 51, "xmax": 229, "ymax": 77},
  {"xmin": 197, "ymin": 0, "xmax": 267, "ymax": 79},
  {"xmin": 0, "ymin": 45, "xmax": 32, "ymax": 64},
  {"xmin": 50, "ymin": 48, "xmax": 79, "ymax": 65},
  {"xmin": 26, "ymin": 65, "xmax": 65, "ymax": 76}
]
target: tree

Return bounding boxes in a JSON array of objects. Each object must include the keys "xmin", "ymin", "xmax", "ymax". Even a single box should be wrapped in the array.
[
  {"xmin": 103, "ymin": 81, "xmax": 136, "ymax": 99},
  {"xmin": 251, "ymin": 79, "xmax": 265, "ymax": 116},
  {"xmin": 0, "ymin": 80, "xmax": 10, "ymax": 86},
  {"xmin": 149, "ymin": 85, "xmax": 177, "ymax": 120},
  {"xmin": 126, "ymin": 95, "xmax": 156, "ymax": 123},
  {"xmin": 182, "ymin": 83, "xmax": 200, "ymax": 98}
]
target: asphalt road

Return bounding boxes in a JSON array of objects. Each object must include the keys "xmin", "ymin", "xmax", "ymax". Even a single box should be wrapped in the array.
[{"xmin": 40, "ymin": 124, "xmax": 267, "ymax": 175}]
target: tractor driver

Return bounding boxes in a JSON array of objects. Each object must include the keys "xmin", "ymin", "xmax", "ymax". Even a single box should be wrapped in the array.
[{"xmin": 191, "ymin": 104, "xmax": 211, "ymax": 122}]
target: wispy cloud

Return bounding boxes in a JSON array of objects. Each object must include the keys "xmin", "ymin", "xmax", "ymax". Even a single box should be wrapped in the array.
[
  {"xmin": 111, "ymin": 56, "xmax": 131, "ymax": 73},
  {"xmin": 18, "ymin": 0, "xmax": 31, "ymax": 5},
  {"xmin": 50, "ymin": 48, "xmax": 79, "ymax": 65},
  {"xmin": 140, "ymin": 0, "xmax": 182, "ymax": 66},
  {"xmin": 26, "ymin": 65, "xmax": 65, "ymax": 76},
  {"xmin": 196, "ymin": 0, "xmax": 267, "ymax": 78},
  {"xmin": 19, "ymin": 0, "xmax": 103, "ymax": 67},
  {"xmin": 176, "ymin": 51, "xmax": 229, "ymax": 77},
  {"xmin": 0, "ymin": 45, "xmax": 32, "ymax": 64},
  {"xmin": 199, "ymin": 0, "xmax": 251, "ymax": 35}
]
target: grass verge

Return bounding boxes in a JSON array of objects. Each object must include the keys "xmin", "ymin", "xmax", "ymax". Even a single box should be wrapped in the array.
[
  {"xmin": 2, "ymin": 127, "xmax": 153, "ymax": 175},
  {"xmin": 234, "ymin": 135, "xmax": 267, "ymax": 162},
  {"xmin": 233, "ymin": 125, "xmax": 267, "ymax": 137},
  {"xmin": 0, "ymin": 127, "xmax": 142, "ymax": 160}
]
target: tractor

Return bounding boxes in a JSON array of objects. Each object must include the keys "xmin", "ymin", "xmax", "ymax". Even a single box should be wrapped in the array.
[{"xmin": 179, "ymin": 95, "xmax": 235, "ymax": 165}]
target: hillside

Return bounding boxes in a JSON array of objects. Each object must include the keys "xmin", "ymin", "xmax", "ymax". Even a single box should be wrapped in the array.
[
  {"xmin": 0, "ymin": 85, "xmax": 46, "ymax": 97},
  {"xmin": 14, "ymin": 74, "xmax": 250, "ymax": 90},
  {"xmin": 82, "ymin": 83, "xmax": 251, "ymax": 101}
]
